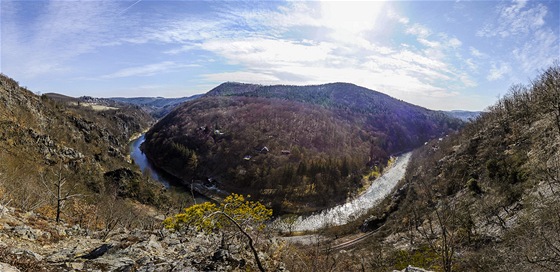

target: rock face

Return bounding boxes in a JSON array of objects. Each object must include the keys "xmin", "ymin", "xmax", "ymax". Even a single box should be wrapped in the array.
[
  {"xmin": 0, "ymin": 74, "xmax": 172, "ymax": 231},
  {"xmin": 0, "ymin": 204, "xmax": 282, "ymax": 271}
]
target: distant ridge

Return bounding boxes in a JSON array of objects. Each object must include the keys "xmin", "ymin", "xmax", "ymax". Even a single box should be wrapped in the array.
[
  {"xmin": 108, "ymin": 95, "xmax": 202, "ymax": 118},
  {"xmin": 443, "ymin": 110, "xmax": 482, "ymax": 121}
]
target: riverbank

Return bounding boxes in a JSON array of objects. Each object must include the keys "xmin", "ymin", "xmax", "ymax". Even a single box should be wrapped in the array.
[
  {"xmin": 273, "ymin": 152, "xmax": 411, "ymax": 233},
  {"xmin": 128, "ymin": 134, "xmax": 211, "ymax": 203}
]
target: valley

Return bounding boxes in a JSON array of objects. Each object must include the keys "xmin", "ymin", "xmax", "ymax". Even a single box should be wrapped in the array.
[
  {"xmin": 0, "ymin": 63, "xmax": 558, "ymax": 271},
  {"xmin": 2, "ymin": 1, "xmax": 559, "ymax": 271}
]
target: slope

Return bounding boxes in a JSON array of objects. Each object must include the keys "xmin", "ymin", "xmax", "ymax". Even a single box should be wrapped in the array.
[
  {"xmin": 351, "ymin": 63, "xmax": 560, "ymax": 271},
  {"xmin": 0, "ymin": 74, "xmax": 176, "ymax": 229}
]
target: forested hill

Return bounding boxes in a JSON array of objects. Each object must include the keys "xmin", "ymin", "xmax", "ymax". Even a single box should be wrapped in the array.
[
  {"xmin": 143, "ymin": 82, "xmax": 463, "ymax": 213},
  {"xmin": 207, "ymin": 82, "xmax": 465, "ymax": 154}
]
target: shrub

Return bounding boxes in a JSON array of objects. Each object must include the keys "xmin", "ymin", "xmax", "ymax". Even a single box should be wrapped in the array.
[{"xmin": 164, "ymin": 193, "xmax": 273, "ymax": 272}]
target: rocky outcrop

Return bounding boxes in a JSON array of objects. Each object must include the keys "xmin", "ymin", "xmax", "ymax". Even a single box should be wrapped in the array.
[{"xmin": 0, "ymin": 204, "xmax": 283, "ymax": 271}]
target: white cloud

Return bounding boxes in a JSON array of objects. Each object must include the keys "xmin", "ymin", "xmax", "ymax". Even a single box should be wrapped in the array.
[
  {"xmin": 487, "ymin": 62, "xmax": 511, "ymax": 81},
  {"xmin": 406, "ymin": 24, "xmax": 431, "ymax": 38},
  {"xmin": 447, "ymin": 38, "xmax": 462, "ymax": 49},
  {"xmin": 469, "ymin": 47, "xmax": 485, "ymax": 58},
  {"xmin": 418, "ymin": 38, "xmax": 440, "ymax": 48},
  {"xmin": 202, "ymin": 71, "xmax": 279, "ymax": 84},
  {"xmin": 405, "ymin": 24, "xmax": 462, "ymax": 56},
  {"xmin": 387, "ymin": 8, "xmax": 409, "ymax": 24},
  {"xmin": 513, "ymin": 28, "xmax": 558, "ymax": 73},
  {"xmin": 164, "ymin": 45, "xmax": 198, "ymax": 55},
  {"xmin": 459, "ymin": 73, "xmax": 477, "ymax": 88},
  {"xmin": 201, "ymin": 39, "xmax": 333, "ymax": 66},
  {"xmin": 102, "ymin": 61, "xmax": 197, "ymax": 79},
  {"xmin": 465, "ymin": 58, "xmax": 478, "ymax": 71}
]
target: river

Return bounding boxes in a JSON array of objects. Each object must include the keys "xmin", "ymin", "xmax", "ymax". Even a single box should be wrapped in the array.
[
  {"xmin": 129, "ymin": 135, "xmax": 209, "ymax": 203},
  {"xmin": 129, "ymin": 134, "xmax": 172, "ymax": 188},
  {"xmin": 273, "ymin": 152, "xmax": 412, "ymax": 232}
]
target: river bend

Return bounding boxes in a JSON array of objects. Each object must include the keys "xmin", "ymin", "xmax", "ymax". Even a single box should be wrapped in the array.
[{"xmin": 275, "ymin": 152, "xmax": 411, "ymax": 232}]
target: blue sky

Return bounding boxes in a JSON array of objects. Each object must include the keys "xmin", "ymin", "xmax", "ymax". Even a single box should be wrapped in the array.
[{"xmin": 1, "ymin": 0, "xmax": 558, "ymax": 111}]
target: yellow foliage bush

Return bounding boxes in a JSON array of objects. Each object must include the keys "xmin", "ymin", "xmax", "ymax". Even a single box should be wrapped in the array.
[{"xmin": 164, "ymin": 193, "xmax": 272, "ymax": 232}]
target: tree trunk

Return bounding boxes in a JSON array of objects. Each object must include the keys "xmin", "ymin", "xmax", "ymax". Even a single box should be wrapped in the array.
[{"xmin": 213, "ymin": 211, "xmax": 266, "ymax": 272}]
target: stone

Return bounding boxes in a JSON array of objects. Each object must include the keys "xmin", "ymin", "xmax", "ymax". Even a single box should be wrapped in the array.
[
  {"xmin": 212, "ymin": 249, "xmax": 230, "ymax": 262},
  {"xmin": 79, "ymin": 244, "xmax": 113, "ymax": 259},
  {"xmin": 66, "ymin": 262, "xmax": 84, "ymax": 270},
  {"xmin": 47, "ymin": 251, "xmax": 68, "ymax": 263},
  {"xmin": 10, "ymin": 248, "xmax": 44, "ymax": 262},
  {"xmin": 93, "ymin": 256, "xmax": 135, "ymax": 271},
  {"xmin": 13, "ymin": 225, "xmax": 41, "ymax": 240},
  {"xmin": 146, "ymin": 234, "xmax": 163, "ymax": 252},
  {"xmin": 0, "ymin": 262, "xmax": 21, "ymax": 272}
]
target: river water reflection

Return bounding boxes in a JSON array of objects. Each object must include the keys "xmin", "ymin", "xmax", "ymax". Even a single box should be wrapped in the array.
[
  {"xmin": 129, "ymin": 134, "xmax": 172, "ymax": 187},
  {"xmin": 129, "ymin": 135, "xmax": 209, "ymax": 203}
]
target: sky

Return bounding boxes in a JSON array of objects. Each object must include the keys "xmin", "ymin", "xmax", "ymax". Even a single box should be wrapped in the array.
[{"xmin": 1, "ymin": 0, "xmax": 558, "ymax": 111}]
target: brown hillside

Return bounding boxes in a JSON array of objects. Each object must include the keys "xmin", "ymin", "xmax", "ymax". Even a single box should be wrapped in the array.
[
  {"xmin": 0, "ymin": 74, "xmax": 176, "ymax": 229},
  {"xmin": 345, "ymin": 63, "xmax": 560, "ymax": 271}
]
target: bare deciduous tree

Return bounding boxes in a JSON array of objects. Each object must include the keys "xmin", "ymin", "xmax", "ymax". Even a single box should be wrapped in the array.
[{"xmin": 41, "ymin": 164, "xmax": 82, "ymax": 223}]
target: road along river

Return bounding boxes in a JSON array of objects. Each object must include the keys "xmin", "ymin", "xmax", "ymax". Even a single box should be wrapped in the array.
[{"xmin": 273, "ymin": 152, "xmax": 411, "ymax": 233}]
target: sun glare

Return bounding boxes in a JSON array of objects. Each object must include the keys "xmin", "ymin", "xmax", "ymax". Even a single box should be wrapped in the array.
[{"xmin": 320, "ymin": 1, "xmax": 386, "ymax": 34}]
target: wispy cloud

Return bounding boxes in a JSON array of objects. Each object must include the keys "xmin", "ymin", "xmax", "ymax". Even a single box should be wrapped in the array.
[
  {"xmin": 487, "ymin": 62, "xmax": 511, "ymax": 81},
  {"xmin": 2, "ymin": 1, "xmax": 127, "ymax": 77},
  {"xmin": 406, "ymin": 23, "xmax": 431, "ymax": 38},
  {"xmin": 122, "ymin": 1, "xmax": 468, "ymax": 101},
  {"xmin": 102, "ymin": 61, "xmax": 198, "ymax": 79},
  {"xmin": 476, "ymin": 0, "xmax": 558, "ymax": 74},
  {"xmin": 477, "ymin": 0, "xmax": 548, "ymax": 38},
  {"xmin": 513, "ymin": 29, "xmax": 558, "ymax": 73},
  {"xmin": 469, "ymin": 47, "xmax": 485, "ymax": 58}
]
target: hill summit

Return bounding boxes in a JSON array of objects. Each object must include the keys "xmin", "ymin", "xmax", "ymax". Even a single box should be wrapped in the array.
[{"xmin": 142, "ymin": 82, "xmax": 462, "ymax": 213}]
